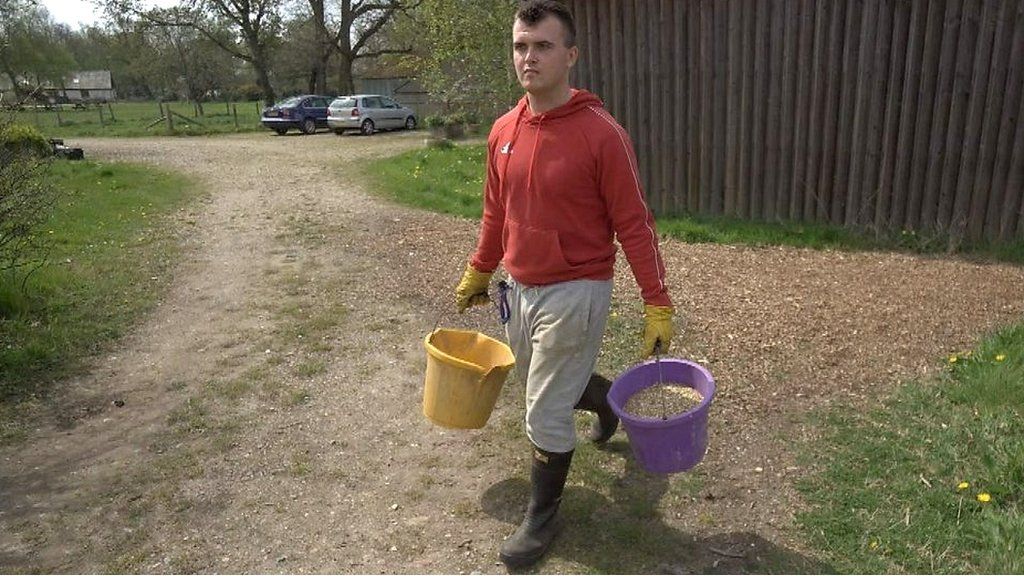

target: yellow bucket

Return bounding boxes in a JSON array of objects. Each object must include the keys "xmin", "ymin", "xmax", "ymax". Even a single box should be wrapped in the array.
[{"xmin": 422, "ymin": 328, "xmax": 515, "ymax": 429}]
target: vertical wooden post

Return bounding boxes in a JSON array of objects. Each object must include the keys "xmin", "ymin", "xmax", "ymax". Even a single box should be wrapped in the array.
[
  {"xmin": 166, "ymin": 103, "xmax": 174, "ymax": 131},
  {"xmin": 98, "ymin": 105, "xmax": 105, "ymax": 126},
  {"xmin": 233, "ymin": 104, "xmax": 239, "ymax": 128},
  {"xmin": 107, "ymin": 102, "xmax": 115, "ymax": 121},
  {"xmin": 226, "ymin": 100, "xmax": 230, "ymax": 115},
  {"xmin": 55, "ymin": 107, "xmax": 62, "ymax": 126}
]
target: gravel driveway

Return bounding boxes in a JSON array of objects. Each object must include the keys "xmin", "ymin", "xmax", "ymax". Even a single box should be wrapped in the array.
[{"xmin": 1, "ymin": 131, "xmax": 1022, "ymax": 573}]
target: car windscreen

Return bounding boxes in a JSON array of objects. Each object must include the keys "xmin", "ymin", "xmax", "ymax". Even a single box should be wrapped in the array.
[{"xmin": 331, "ymin": 98, "xmax": 356, "ymax": 108}]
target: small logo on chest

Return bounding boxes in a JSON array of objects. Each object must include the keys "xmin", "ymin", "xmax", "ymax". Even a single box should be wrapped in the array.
[{"xmin": 500, "ymin": 142, "xmax": 512, "ymax": 154}]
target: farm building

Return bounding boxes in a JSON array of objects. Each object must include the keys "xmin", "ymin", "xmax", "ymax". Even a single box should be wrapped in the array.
[
  {"xmin": 565, "ymin": 0, "xmax": 1024, "ymax": 244},
  {"xmin": 61, "ymin": 70, "xmax": 116, "ymax": 102},
  {"xmin": 0, "ymin": 70, "xmax": 115, "ymax": 105}
]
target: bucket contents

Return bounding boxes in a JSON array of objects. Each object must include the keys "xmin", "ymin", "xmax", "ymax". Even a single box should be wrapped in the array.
[{"xmin": 624, "ymin": 383, "xmax": 703, "ymax": 420}]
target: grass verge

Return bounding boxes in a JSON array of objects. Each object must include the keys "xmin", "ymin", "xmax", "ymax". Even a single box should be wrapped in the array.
[
  {"xmin": 11, "ymin": 100, "xmax": 266, "ymax": 138},
  {"xmin": 365, "ymin": 143, "xmax": 1024, "ymax": 263},
  {"xmin": 0, "ymin": 160, "xmax": 197, "ymax": 440},
  {"xmin": 363, "ymin": 143, "xmax": 486, "ymax": 219},
  {"xmin": 796, "ymin": 324, "xmax": 1024, "ymax": 573}
]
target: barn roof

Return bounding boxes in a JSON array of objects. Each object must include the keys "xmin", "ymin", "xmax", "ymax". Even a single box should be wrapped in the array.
[{"xmin": 65, "ymin": 70, "xmax": 113, "ymax": 90}]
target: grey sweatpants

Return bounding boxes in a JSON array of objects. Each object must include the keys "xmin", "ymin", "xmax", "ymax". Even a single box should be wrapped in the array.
[{"xmin": 505, "ymin": 278, "xmax": 613, "ymax": 453}]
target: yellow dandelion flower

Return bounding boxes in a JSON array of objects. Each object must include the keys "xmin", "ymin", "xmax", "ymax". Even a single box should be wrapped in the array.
[
  {"xmin": 957, "ymin": 481, "xmax": 969, "ymax": 490},
  {"xmin": 977, "ymin": 493, "xmax": 991, "ymax": 503},
  {"xmin": 995, "ymin": 354, "xmax": 1006, "ymax": 362},
  {"xmin": 948, "ymin": 355, "xmax": 958, "ymax": 364},
  {"xmin": 869, "ymin": 540, "xmax": 879, "ymax": 550}
]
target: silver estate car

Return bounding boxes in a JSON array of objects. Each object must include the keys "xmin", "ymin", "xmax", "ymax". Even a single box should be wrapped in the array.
[{"xmin": 327, "ymin": 95, "xmax": 417, "ymax": 136}]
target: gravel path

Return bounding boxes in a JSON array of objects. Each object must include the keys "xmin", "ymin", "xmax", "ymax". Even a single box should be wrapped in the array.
[{"xmin": 1, "ymin": 131, "xmax": 1022, "ymax": 573}]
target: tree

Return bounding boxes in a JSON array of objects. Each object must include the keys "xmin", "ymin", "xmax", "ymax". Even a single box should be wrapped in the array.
[
  {"xmin": 147, "ymin": 20, "xmax": 237, "ymax": 106},
  {"xmin": 60, "ymin": 24, "xmax": 159, "ymax": 99},
  {"xmin": 401, "ymin": 0, "xmax": 518, "ymax": 120},
  {"xmin": 270, "ymin": 14, "xmax": 322, "ymax": 96},
  {"xmin": 0, "ymin": 118, "xmax": 58, "ymax": 276},
  {"xmin": 0, "ymin": 1, "xmax": 76, "ymax": 101},
  {"xmin": 307, "ymin": 0, "xmax": 331, "ymax": 94},
  {"xmin": 110, "ymin": 0, "xmax": 283, "ymax": 105},
  {"xmin": 307, "ymin": 0, "xmax": 420, "ymax": 96}
]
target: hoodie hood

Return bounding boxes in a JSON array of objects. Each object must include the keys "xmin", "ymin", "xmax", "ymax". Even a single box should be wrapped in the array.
[{"xmin": 514, "ymin": 89, "xmax": 604, "ymax": 123}]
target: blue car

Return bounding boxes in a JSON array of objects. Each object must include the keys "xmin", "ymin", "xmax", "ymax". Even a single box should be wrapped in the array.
[{"xmin": 261, "ymin": 95, "xmax": 332, "ymax": 135}]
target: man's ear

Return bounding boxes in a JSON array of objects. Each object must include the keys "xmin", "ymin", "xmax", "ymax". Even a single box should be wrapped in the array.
[{"xmin": 567, "ymin": 45, "xmax": 579, "ymax": 69}]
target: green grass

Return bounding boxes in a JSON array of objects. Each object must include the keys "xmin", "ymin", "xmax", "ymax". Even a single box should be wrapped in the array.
[
  {"xmin": 0, "ymin": 160, "xmax": 197, "ymax": 409},
  {"xmin": 11, "ymin": 100, "xmax": 267, "ymax": 138},
  {"xmin": 796, "ymin": 325, "xmax": 1024, "ymax": 573},
  {"xmin": 365, "ymin": 144, "xmax": 1024, "ymax": 263},
  {"xmin": 363, "ymin": 144, "xmax": 487, "ymax": 219}
]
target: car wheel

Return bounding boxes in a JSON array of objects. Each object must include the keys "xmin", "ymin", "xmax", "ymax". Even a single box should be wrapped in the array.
[
  {"xmin": 274, "ymin": 128, "xmax": 288, "ymax": 135},
  {"xmin": 360, "ymin": 119, "xmax": 375, "ymax": 136},
  {"xmin": 404, "ymin": 116, "xmax": 417, "ymax": 130},
  {"xmin": 301, "ymin": 118, "xmax": 316, "ymax": 135}
]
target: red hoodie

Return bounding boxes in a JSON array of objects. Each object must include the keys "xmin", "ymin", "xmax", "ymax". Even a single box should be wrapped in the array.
[{"xmin": 470, "ymin": 90, "xmax": 672, "ymax": 307}]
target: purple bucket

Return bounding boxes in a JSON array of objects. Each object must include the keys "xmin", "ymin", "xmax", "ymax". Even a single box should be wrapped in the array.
[{"xmin": 607, "ymin": 358, "xmax": 716, "ymax": 474}]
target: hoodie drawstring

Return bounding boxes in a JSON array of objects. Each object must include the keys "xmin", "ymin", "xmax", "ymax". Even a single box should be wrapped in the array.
[{"xmin": 527, "ymin": 116, "xmax": 543, "ymax": 195}]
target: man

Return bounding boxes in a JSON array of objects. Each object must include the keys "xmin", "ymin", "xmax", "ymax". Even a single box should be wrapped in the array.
[{"xmin": 454, "ymin": 0, "xmax": 675, "ymax": 568}]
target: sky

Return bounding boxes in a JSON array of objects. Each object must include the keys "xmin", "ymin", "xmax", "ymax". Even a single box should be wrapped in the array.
[
  {"xmin": 40, "ymin": 0, "xmax": 104, "ymax": 29},
  {"xmin": 40, "ymin": 0, "xmax": 178, "ymax": 29}
]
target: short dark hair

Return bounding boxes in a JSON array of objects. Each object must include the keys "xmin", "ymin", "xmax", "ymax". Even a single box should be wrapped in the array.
[{"xmin": 515, "ymin": 0, "xmax": 577, "ymax": 47}]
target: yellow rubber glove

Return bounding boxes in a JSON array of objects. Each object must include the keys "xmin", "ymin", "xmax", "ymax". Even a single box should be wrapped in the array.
[
  {"xmin": 642, "ymin": 304, "xmax": 675, "ymax": 357},
  {"xmin": 455, "ymin": 264, "xmax": 493, "ymax": 312}
]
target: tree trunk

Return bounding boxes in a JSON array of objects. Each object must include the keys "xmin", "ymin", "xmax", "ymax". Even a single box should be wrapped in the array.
[
  {"xmin": 255, "ymin": 62, "xmax": 275, "ymax": 106},
  {"xmin": 338, "ymin": 52, "xmax": 355, "ymax": 96},
  {"xmin": 309, "ymin": 0, "xmax": 331, "ymax": 94},
  {"xmin": 314, "ymin": 51, "xmax": 330, "ymax": 94},
  {"xmin": 247, "ymin": 37, "xmax": 276, "ymax": 106}
]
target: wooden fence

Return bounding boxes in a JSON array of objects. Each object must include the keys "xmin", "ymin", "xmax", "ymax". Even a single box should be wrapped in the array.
[{"xmin": 567, "ymin": 0, "xmax": 1024, "ymax": 243}]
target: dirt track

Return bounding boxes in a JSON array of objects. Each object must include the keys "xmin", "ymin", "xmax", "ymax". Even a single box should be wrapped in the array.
[{"xmin": 1, "ymin": 131, "xmax": 1023, "ymax": 573}]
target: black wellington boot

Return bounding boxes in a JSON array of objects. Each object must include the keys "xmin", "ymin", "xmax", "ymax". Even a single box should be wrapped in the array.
[
  {"xmin": 574, "ymin": 373, "xmax": 619, "ymax": 443},
  {"xmin": 499, "ymin": 445, "xmax": 574, "ymax": 569}
]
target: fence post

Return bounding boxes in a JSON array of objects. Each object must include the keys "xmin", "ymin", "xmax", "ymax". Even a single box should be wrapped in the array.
[
  {"xmin": 166, "ymin": 104, "xmax": 174, "ymax": 132},
  {"xmin": 158, "ymin": 101, "xmax": 164, "ymax": 118},
  {"xmin": 232, "ymin": 104, "xmax": 238, "ymax": 128},
  {"xmin": 107, "ymin": 102, "xmax": 115, "ymax": 121},
  {"xmin": 55, "ymin": 107, "xmax": 62, "ymax": 127},
  {"xmin": 98, "ymin": 105, "xmax": 105, "ymax": 126},
  {"xmin": 225, "ymin": 100, "xmax": 230, "ymax": 115}
]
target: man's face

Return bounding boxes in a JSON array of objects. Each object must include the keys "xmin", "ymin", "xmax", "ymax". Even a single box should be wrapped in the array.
[{"xmin": 512, "ymin": 15, "xmax": 578, "ymax": 96}]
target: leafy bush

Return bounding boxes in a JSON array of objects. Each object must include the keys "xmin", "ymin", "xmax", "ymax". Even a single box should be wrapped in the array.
[
  {"xmin": 0, "ymin": 117, "xmax": 57, "ymax": 273},
  {"xmin": 425, "ymin": 112, "xmax": 472, "ymax": 128},
  {"xmin": 0, "ymin": 122, "xmax": 50, "ymax": 160}
]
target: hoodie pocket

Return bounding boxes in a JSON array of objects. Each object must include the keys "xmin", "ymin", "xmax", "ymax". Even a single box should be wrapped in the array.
[{"xmin": 503, "ymin": 218, "xmax": 571, "ymax": 278}]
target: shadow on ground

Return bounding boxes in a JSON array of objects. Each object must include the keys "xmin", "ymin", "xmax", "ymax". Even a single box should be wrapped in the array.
[{"xmin": 481, "ymin": 441, "xmax": 832, "ymax": 574}]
